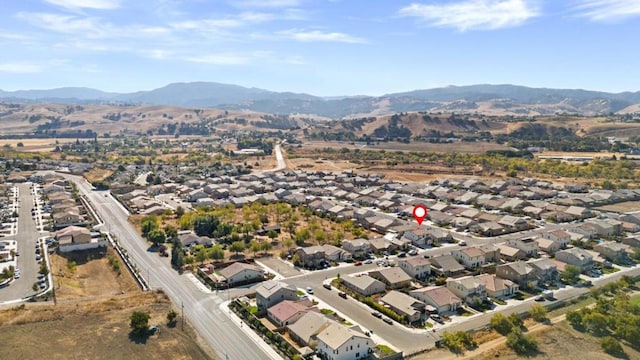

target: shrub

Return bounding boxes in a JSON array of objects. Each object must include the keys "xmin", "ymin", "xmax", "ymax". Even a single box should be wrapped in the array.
[
  {"xmin": 506, "ymin": 329, "xmax": 538, "ymax": 355},
  {"xmin": 530, "ymin": 304, "xmax": 548, "ymax": 322},
  {"xmin": 601, "ymin": 336, "xmax": 624, "ymax": 356},
  {"xmin": 491, "ymin": 313, "xmax": 514, "ymax": 335},
  {"xmin": 130, "ymin": 311, "xmax": 150, "ymax": 337}
]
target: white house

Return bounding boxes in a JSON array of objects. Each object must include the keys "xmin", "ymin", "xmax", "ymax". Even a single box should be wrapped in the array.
[{"xmin": 316, "ymin": 323, "xmax": 371, "ymax": 360}]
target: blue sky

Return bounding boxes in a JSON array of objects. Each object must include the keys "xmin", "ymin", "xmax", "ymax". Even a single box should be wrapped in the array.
[{"xmin": 0, "ymin": 0, "xmax": 639, "ymax": 95}]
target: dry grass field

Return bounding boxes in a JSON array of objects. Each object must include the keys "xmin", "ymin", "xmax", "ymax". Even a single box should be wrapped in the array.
[
  {"xmin": 299, "ymin": 140, "xmax": 510, "ymax": 153},
  {"xmin": 83, "ymin": 168, "xmax": 114, "ymax": 183},
  {"xmin": 0, "ymin": 138, "xmax": 77, "ymax": 152},
  {"xmin": 594, "ymin": 201, "xmax": 640, "ymax": 213},
  {"xmin": 0, "ymin": 246, "xmax": 215, "ymax": 359}
]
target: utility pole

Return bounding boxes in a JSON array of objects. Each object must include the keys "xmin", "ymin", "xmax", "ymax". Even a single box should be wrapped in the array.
[{"xmin": 181, "ymin": 301, "xmax": 184, "ymax": 331}]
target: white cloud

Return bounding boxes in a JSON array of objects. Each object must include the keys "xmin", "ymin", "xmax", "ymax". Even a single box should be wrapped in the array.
[
  {"xmin": 186, "ymin": 54, "xmax": 251, "ymax": 65},
  {"xmin": 170, "ymin": 12, "xmax": 275, "ymax": 31},
  {"xmin": 574, "ymin": 0, "xmax": 640, "ymax": 21},
  {"xmin": 44, "ymin": 0, "xmax": 121, "ymax": 10},
  {"xmin": 16, "ymin": 12, "xmax": 109, "ymax": 37},
  {"xmin": 398, "ymin": 0, "xmax": 540, "ymax": 31},
  {"xmin": 279, "ymin": 29, "xmax": 366, "ymax": 43},
  {"xmin": 0, "ymin": 63, "xmax": 43, "ymax": 73},
  {"xmin": 233, "ymin": 0, "xmax": 301, "ymax": 8}
]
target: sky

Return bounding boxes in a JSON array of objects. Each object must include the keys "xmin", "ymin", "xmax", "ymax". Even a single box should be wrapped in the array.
[{"xmin": 0, "ymin": 0, "xmax": 639, "ymax": 96}]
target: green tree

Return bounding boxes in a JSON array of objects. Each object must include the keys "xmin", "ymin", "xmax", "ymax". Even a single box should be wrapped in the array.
[
  {"xmin": 175, "ymin": 206, "xmax": 185, "ymax": 218},
  {"xmin": 506, "ymin": 329, "xmax": 537, "ymax": 355},
  {"xmin": 209, "ymin": 245, "xmax": 225, "ymax": 261},
  {"xmin": 164, "ymin": 225, "xmax": 178, "ymax": 241},
  {"xmin": 530, "ymin": 304, "xmax": 548, "ymax": 322},
  {"xmin": 490, "ymin": 313, "xmax": 514, "ymax": 335},
  {"xmin": 261, "ymin": 241, "xmax": 273, "ymax": 255},
  {"xmin": 600, "ymin": 336, "xmax": 624, "ymax": 356},
  {"xmin": 141, "ymin": 216, "xmax": 159, "ymax": 237},
  {"xmin": 230, "ymin": 241, "xmax": 245, "ymax": 256},
  {"xmin": 560, "ymin": 264, "xmax": 581, "ymax": 284},
  {"xmin": 566, "ymin": 310, "xmax": 583, "ymax": 329},
  {"xmin": 39, "ymin": 261, "xmax": 49, "ymax": 276},
  {"xmin": 147, "ymin": 228, "xmax": 167, "ymax": 246},
  {"xmin": 130, "ymin": 311, "xmax": 151, "ymax": 337},
  {"xmin": 249, "ymin": 241, "xmax": 261, "ymax": 257},
  {"xmin": 193, "ymin": 214, "xmax": 219, "ymax": 237},
  {"xmin": 267, "ymin": 230, "xmax": 278, "ymax": 241},
  {"xmin": 508, "ymin": 313, "xmax": 523, "ymax": 329},
  {"xmin": 582, "ymin": 312, "xmax": 608, "ymax": 335}
]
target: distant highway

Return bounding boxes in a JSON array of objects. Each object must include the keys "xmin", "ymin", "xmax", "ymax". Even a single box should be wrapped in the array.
[{"xmin": 62, "ymin": 173, "xmax": 277, "ymax": 360}]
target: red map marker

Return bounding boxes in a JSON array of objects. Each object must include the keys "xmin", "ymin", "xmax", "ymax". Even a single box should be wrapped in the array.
[{"xmin": 413, "ymin": 205, "xmax": 428, "ymax": 225}]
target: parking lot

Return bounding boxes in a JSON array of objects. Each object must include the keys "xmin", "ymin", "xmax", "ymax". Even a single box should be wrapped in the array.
[{"xmin": 0, "ymin": 183, "xmax": 48, "ymax": 302}]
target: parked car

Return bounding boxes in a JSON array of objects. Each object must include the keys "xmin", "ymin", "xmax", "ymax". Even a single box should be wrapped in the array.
[
  {"xmin": 458, "ymin": 241, "xmax": 467, "ymax": 246},
  {"xmin": 398, "ymin": 252, "xmax": 407, "ymax": 258},
  {"xmin": 364, "ymin": 259, "xmax": 373, "ymax": 264},
  {"xmin": 371, "ymin": 311, "xmax": 382, "ymax": 318},
  {"xmin": 354, "ymin": 261, "xmax": 363, "ymax": 266},
  {"xmin": 382, "ymin": 317, "xmax": 393, "ymax": 324},
  {"xmin": 408, "ymin": 249, "xmax": 418, "ymax": 256},
  {"xmin": 338, "ymin": 291, "xmax": 347, "ymax": 299},
  {"xmin": 306, "ymin": 286, "xmax": 314, "ymax": 294},
  {"xmin": 323, "ymin": 283, "xmax": 331, "ymax": 290}
]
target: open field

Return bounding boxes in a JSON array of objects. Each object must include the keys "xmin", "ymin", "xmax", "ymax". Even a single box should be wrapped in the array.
[
  {"xmin": 50, "ymin": 247, "xmax": 140, "ymax": 301},
  {"xmin": 595, "ymin": 201, "xmax": 640, "ymax": 214},
  {"xmin": 83, "ymin": 167, "xmax": 114, "ymax": 183},
  {"xmin": 0, "ymin": 138, "xmax": 77, "ymax": 152},
  {"xmin": 0, "ymin": 291, "xmax": 214, "ymax": 360},
  {"xmin": 470, "ymin": 321, "xmax": 639, "ymax": 360}
]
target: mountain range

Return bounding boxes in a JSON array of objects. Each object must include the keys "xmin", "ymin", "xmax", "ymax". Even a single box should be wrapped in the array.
[{"xmin": 1, "ymin": 82, "xmax": 639, "ymax": 118}]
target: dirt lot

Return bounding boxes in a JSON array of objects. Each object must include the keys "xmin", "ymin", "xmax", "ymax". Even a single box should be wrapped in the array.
[
  {"xmin": 0, "ymin": 291, "xmax": 214, "ymax": 360},
  {"xmin": 299, "ymin": 140, "xmax": 510, "ymax": 153},
  {"xmin": 0, "ymin": 246, "xmax": 215, "ymax": 359},
  {"xmin": 0, "ymin": 138, "xmax": 77, "ymax": 152},
  {"xmin": 50, "ymin": 247, "xmax": 140, "ymax": 301},
  {"xmin": 470, "ymin": 322, "xmax": 639, "ymax": 360},
  {"xmin": 83, "ymin": 167, "xmax": 114, "ymax": 183}
]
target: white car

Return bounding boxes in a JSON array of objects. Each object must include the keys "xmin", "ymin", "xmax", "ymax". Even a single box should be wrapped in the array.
[{"xmin": 306, "ymin": 287, "xmax": 314, "ymax": 294}]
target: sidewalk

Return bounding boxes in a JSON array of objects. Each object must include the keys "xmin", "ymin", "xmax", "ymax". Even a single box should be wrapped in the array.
[{"xmin": 219, "ymin": 300, "xmax": 284, "ymax": 360}]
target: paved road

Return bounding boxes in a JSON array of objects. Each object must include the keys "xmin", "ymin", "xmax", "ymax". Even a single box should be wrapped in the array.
[
  {"xmin": 64, "ymin": 174, "xmax": 276, "ymax": 360},
  {"xmin": 0, "ymin": 183, "xmax": 43, "ymax": 302},
  {"xmin": 283, "ymin": 255, "xmax": 640, "ymax": 354}
]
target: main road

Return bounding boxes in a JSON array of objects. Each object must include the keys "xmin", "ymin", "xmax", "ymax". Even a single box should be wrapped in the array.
[{"xmin": 63, "ymin": 173, "xmax": 276, "ymax": 360}]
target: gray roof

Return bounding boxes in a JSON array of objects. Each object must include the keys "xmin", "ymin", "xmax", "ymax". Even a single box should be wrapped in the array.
[
  {"xmin": 342, "ymin": 275, "xmax": 385, "ymax": 291},
  {"xmin": 287, "ymin": 312, "xmax": 333, "ymax": 344},
  {"xmin": 256, "ymin": 280, "xmax": 297, "ymax": 298},
  {"xmin": 317, "ymin": 323, "xmax": 367, "ymax": 350}
]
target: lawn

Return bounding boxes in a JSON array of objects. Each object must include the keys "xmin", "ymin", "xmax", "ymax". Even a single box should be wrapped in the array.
[{"xmin": 630, "ymin": 294, "xmax": 640, "ymax": 308}]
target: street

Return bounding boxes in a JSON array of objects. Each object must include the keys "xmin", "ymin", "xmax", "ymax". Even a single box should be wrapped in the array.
[{"xmin": 64, "ymin": 174, "xmax": 277, "ymax": 360}]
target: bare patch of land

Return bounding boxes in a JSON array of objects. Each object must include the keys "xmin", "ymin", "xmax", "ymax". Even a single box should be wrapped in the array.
[
  {"xmin": 299, "ymin": 140, "xmax": 510, "ymax": 153},
  {"xmin": 595, "ymin": 201, "xmax": 640, "ymax": 213}
]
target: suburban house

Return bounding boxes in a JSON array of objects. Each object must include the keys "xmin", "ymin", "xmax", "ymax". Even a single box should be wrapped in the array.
[
  {"xmin": 316, "ymin": 323, "xmax": 371, "ymax": 360},
  {"xmin": 287, "ymin": 312, "xmax": 332, "ymax": 348},
  {"xmin": 498, "ymin": 215, "xmax": 529, "ymax": 231},
  {"xmin": 341, "ymin": 239, "xmax": 370, "ymax": 259},
  {"xmin": 267, "ymin": 299, "xmax": 316, "ymax": 327},
  {"xmin": 446, "ymin": 276, "xmax": 488, "ymax": 305},
  {"xmin": 623, "ymin": 236, "xmax": 640, "ymax": 248},
  {"xmin": 476, "ymin": 274, "xmax": 519, "ymax": 299},
  {"xmin": 451, "ymin": 247, "xmax": 486, "ymax": 269},
  {"xmin": 367, "ymin": 237, "xmax": 398, "ymax": 254},
  {"xmin": 541, "ymin": 230, "xmax": 571, "ymax": 248},
  {"xmin": 506, "ymin": 238, "xmax": 539, "ymax": 257},
  {"xmin": 594, "ymin": 242, "xmax": 628, "ymax": 262},
  {"xmin": 403, "ymin": 227, "xmax": 432, "ymax": 247},
  {"xmin": 409, "ymin": 286, "xmax": 462, "ymax": 314},
  {"xmin": 55, "ymin": 226, "xmax": 107, "ymax": 253},
  {"xmin": 369, "ymin": 267, "xmax": 412, "ymax": 289},
  {"xmin": 340, "ymin": 275, "xmax": 386, "ymax": 296},
  {"xmin": 528, "ymin": 258, "xmax": 559, "ymax": 283},
  {"xmin": 429, "ymin": 254, "xmax": 465, "ymax": 277},
  {"xmin": 555, "ymin": 248, "xmax": 594, "ymax": 271},
  {"xmin": 496, "ymin": 244, "xmax": 526, "ymax": 262},
  {"xmin": 496, "ymin": 261, "xmax": 538, "ymax": 288},
  {"xmin": 216, "ymin": 262, "xmax": 264, "ymax": 287},
  {"xmin": 536, "ymin": 238, "xmax": 562, "ymax": 254},
  {"xmin": 397, "ymin": 257, "xmax": 431, "ymax": 280},
  {"xmin": 295, "ymin": 245, "xmax": 350, "ymax": 268},
  {"xmin": 256, "ymin": 280, "xmax": 299, "ymax": 312},
  {"xmin": 478, "ymin": 244, "xmax": 501, "ymax": 263},
  {"xmin": 381, "ymin": 290, "xmax": 425, "ymax": 323}
]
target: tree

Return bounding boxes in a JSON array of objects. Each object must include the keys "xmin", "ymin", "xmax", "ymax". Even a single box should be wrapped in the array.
[
  {"xmin": 209, "ymin": 245, "xmax": 225, "ymax": 261},
  {"xmin": 164, "ymin": 225, "xmax": 178, "ymax": 241},
  {"xmin": 175, "ymin": 206, "xmax": 185, "ymax": 218},
  {"xmin": 601, "ymin": 336, "xmax": 624, "ymax": 356},
  {"xmin": 267, "ymin": 230, "xmax": 278, "ymax": 241},
  {"xmin": 490, "ymin": 313, "xmax": 514, "ymax": 335},
  {"xmin": 147, "ymin": 229, "xmax": 167, "ymax": 246},
  {"xmin": 508, "ymin": 313, "xmax": 523, "ymax": 329},
  {"xmin": 193, "ymin": 214, "xmax": 219, "ymax": 237},
  {"xmin": 566, "ymin": 310, "xmax": 583, "ymax": 329},
  {"xmin": 130, "ymin": 311, "xmax": 151, "ymax": 337},
  {"xmin": 167, "ymin": 309, "xmax": 178, "ymax": 326},
  {"xmin": 506, "ymin": 329, "xmax": 537, "ymax": 355},
  {"xmin": 141, "ymin": 216, "xmax": 159, "ymax": 237},
  {"xmin": 39, "ymin": 261, "xmax": 49, "ymax": 276},
  {"xmin": 530, "ymin": 304, "xmax": 548, "ymax": 322},
  {"xmin": 583, "ymin": 312, "xmax": 608, "ymax": 335},
  {"xmin": 261, "ymin": 241, "xmax": 273, "ymax": 255},
  {"xmin": 560, "ymin": 264, "xmax": 581, "ymax": 284},
  {"xmin": 250, "ymin": 241, "xmax": 261, "ymax": 257},
  {"xmin": 230, "ymin": 241, "xmax": 245, "ymax": 256}
]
